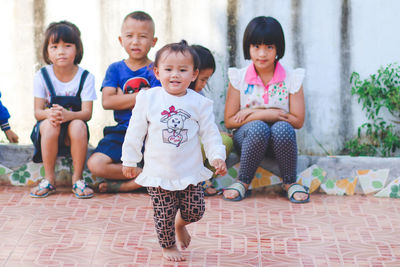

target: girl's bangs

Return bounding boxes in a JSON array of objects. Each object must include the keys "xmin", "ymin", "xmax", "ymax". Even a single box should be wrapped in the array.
[
  {"xmin": 250, "ymin": 25, "xmax": 277, "ymax": 45},
  {"xmin": 49, "ymin": 26, "xmax": 76, "ymax": 44}
]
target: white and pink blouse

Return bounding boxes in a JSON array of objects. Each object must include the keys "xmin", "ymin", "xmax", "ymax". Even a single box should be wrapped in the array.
[{"xmin": 228, "ymin": 62, "xmax": 305, "ymax": 113}]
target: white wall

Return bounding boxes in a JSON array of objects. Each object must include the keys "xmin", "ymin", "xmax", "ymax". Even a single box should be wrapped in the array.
[{"xmin": 1, "ymin": 0, "xmax": 399, "ymax": 155}]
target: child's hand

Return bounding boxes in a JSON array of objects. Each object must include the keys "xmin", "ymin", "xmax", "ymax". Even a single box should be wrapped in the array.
[
  {"xmin": 122, "ymin": 166, "xmax": 142, "ymax": 178},
  {"xmin": 5, "ymin": 129, "xmax": 18, "ymax": 143},
  {"xmin": 52, "ymin": 104, "xmax": 68, "ymax": 123},
  {"xmin": 277, "ymin": 110, "xmax": 292, "ymax": 123},
  {"xmin": 210, "ymin": 159, "xmax": 227, "ymax": 176},
  {"xmin": 233, "ymin": 108, "xmax": 254, "ymax": 123},
  {"xmin": 47, "ymin": 104, "xmax": 63, "ymax": 126}
]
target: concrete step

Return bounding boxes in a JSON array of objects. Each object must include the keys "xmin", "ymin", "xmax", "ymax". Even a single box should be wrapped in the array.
[{"xmin": 1, "ymin": 144, "xmax": 400, "ymax": 195}]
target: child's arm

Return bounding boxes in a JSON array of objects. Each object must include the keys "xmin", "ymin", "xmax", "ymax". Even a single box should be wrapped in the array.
[
  {"xmin": 102, "ymin": 87, "xmax": 138, "ymax": 110},
  {"xmin": 0, "ymin": 94, "xmax": 18, "ymax": 143},
  {"xmin": 121, "ymin": 90, "xmax": 148, "ymax": 177},
  {"xmin": 198, "ymin": 98, "xmax": 227, "ymax": 169},
  {"xmin": 224, "ymin": 83, "xmax": 286, "ymax": 128},
  {"xmin": 34, "ymin": 98, "xmax": 93, "ymax": 125},
  {"xmin": 52, "ymin": 101, "xmax": 93, "ymax": 123},
  {"xmin": 278, "ymin": 87, "xmax": 305, "ymax": 129}
]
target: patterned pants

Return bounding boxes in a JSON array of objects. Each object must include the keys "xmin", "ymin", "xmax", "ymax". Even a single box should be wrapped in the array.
[
  {"xmin": 147, "ymin": 184, "xmax": 205, "ymax": 248},
  {"xmin": 233, "ymin": 120, "xmax": 297, "ymax": 184}
]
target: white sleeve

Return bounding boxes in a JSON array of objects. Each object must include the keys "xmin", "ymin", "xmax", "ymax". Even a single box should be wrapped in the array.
[
  {"xmin": 289, "ymin": 68, "xmax": 306, "ymax": 94},
  {"xmin": 80, "ymin": 73, "xmax": 97, "ymax": 101},
  {"xmin": 228, "ymin": 67, "xmax": 241, "ymax": 90},
  {"xmin": 198, "ymin": 98, "xmax": 226, "ymax": 162},
  {"xmin": 33, "ymin": 71, "xmax": 47, "ymax": 99},
  {"xmin": 121, "ymin": 90, "xmax": 148, "ymax": 167}
]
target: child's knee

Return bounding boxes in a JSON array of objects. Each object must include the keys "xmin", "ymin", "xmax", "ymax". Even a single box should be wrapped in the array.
[
  {"xmin": 68, "ymin": 120, "xmax": 87, "ymax": 139},
  {"xmin": 245, "ymin": 121, "xmax": 270, "ymax": 144},
  {"xmin": 87, "ymin": 153, "xmax": 109, "ymax": 172},
  {"xmin": 271, "ymin": 121, "xmax": 296, "ymax": 145},
  {"xmin": 271, "ymin": 121, "xmax": 295, "ymax": 138},
  {"xmin": 40, "ymin": 120, "xmax": 60, "ymax": 138}
]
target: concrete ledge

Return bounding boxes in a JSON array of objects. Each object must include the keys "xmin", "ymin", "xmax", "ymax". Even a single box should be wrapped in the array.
[{"xmin": 1, "ymin": 144, "xmax": 400, "ymax": 191}]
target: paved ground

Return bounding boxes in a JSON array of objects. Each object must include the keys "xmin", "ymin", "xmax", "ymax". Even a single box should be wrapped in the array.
[{"xmin": 0, "ymin": 186, "xmax": 399, "ymax": 267}]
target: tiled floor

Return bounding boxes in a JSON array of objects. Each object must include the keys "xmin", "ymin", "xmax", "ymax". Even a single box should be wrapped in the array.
[{"xmin": 0, "ymin": 186, "xmax": 399, "ymax": 267}]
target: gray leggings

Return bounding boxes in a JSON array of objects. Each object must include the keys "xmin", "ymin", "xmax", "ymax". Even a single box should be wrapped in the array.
[{"xmin": 233, "ymin": 120, "xmax": 297, "ymax": 185}]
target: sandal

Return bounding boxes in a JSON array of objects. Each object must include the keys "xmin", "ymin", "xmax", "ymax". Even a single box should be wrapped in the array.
[
  {"xmin": 222, "ymin": 182, "xmax": 251, "ymax": 201},
  {"xmin": 201, "ymin": 179, "xmax": 218, "ymax": 196},
  {"xmin": 72, "ymin": 180, "xmax": 94, "ymax": 199},
  {"xmin": 286, "ymin": 183, "xmax": 310, "ymax": 204},
  {"xmin": 30, "ymin": 179, "xmax": 56, "ymax": 198}
]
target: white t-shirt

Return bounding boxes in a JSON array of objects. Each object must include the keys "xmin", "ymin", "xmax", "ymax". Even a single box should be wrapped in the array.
[
  {"xmin": 228, "ymin": 63, "xmax": 305, "ymax": 113},
  {"xmin": 121, "ymin": 87, "xmax": 226, "ymax": 191},
  {"xmin": 33, "ymin": 65, "xmax": 96, "ymax": 105}
]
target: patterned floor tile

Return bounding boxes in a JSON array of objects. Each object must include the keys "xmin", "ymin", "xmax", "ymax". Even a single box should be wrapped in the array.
[{"xmin": 1, "ymin": 186, "xmax": 400, "ymax": 266}]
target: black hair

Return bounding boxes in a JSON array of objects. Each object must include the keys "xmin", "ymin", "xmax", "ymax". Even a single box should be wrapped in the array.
[
  {"xmin": 124, "ymin": 10, "xmax": 154, "ymax": 22},
  {"xmin": 123, "ymin": 11, "xmax": 155, "ymax": 34},
  {"xmin": 42, "ymin": 20, "xmax": 83, "ymax": 65},
  {"xmin": 242, "ymin": 16, "xmax": 285, "ymax": 60},
  {"xmin": 191, "ymin": 45, "xmax": 216, "ymax": 72},
  {"xmin": 188, "ymin": 45, "xmax": 216, "ymax": 90},
  {"xmin": 154, "ymin": 40, "xmax": 200, "ymax": 70}
]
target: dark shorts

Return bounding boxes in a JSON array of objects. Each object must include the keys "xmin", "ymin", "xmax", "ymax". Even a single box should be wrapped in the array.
[
  {"xmin": 30, "ymin": 120, "xmax": 89, "ymax": 163},
  {"xmin": 93, "ymin": 125, "xmax": 127, "ymax": 163}
]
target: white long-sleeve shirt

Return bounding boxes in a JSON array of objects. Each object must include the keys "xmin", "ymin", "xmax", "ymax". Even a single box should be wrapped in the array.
[{"xmin": 121, "ymin": 87, "xmax": 226, "ymax": 191}]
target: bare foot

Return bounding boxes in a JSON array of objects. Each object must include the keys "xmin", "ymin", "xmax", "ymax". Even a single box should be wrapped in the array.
[
  {"xmin": 98, "ymin": 179, "xmax": 141, "ymax": 193},
  {"xmin": 292, "ymin": 192, "xmax": 308, "ymax": 201},
  {"xmin": 162, "ymin": 245, "xmax": 185, "ymax": 262},
  {"xmin": 176, "ymin": 225, "xmax": 191, "ymax": 250},
  {"xmin": 175, "ymin": 212, "xmax": 191, "ymax": 250},
  {"xmin": 204, "ymin": 186, "xmax": 217, "ymax": 196}
]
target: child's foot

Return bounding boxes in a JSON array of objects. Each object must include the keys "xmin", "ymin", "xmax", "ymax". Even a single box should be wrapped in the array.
[
  {"xmin": 30, "ymin": 179, "xmax": 56, "ymax": 198},
  {"xmin": 72, "ymin": 180, "xmax": 94, "ymax": 199},
  {"xmin": 204, "ymin": 186, "xmax": 217, "ymax": 196},
  {"xmin": 176, "ymin": 225, "xmax": 191, "ymax": 250},
  {"xmin": 98, "ymin": 179, "xmax": 141, "ymax": 193},
  {"xmin": 162, "ymin": 245, "xmax": 185, "ymax": 262}
]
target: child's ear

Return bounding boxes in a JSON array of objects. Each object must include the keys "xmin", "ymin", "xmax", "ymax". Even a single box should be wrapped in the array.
[
  {"xmin": 191, "ymin": 69, "xmax": 199, "ymax": 82},
  {"xmin": 118, "ymin": 36, "xmax": 123, "ymax": 46},
  {"xmin": 152, "ymin": 37, "xmax": 158, "ymax": 48},
  {"xmin": 154, "ymin": 67, "xmax": 160, "ymax": 79}
]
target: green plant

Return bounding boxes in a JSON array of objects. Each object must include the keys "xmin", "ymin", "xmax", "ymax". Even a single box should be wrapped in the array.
[{"xmin": 344, "ymin": 63, "xmax": 400, "ymax": 157}]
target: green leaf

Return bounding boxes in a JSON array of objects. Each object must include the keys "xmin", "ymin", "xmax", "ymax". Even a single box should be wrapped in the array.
[
  {"xmin": 326, "ymin": 179, "xmax": 335, "ymax": 189},
  {"xmin": 372, "ymin": 181, "xmax": 383, "ymax": 189},
  {"xmin": 391, "ymin": 185, "xmax": 399, "ymax": 193},
  {"xmin": 228, "ymin": 167, "xmax": 237, "ymax": 178},
  {"xmin": 40, "ymin": 166, "xmax": 45, "ymax": 177}
]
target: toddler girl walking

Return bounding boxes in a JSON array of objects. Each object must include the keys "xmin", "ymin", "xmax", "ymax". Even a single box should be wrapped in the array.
[{"xmin": 121, "ymin": 40, "xmax": 227, "ymax": 261}]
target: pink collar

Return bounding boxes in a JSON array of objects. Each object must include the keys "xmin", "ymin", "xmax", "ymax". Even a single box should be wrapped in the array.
[{"xmin": 245, "ymin": 61, "xmax": 286, "ymax": 104}]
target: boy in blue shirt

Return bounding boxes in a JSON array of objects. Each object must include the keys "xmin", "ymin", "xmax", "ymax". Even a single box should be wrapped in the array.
[
  {"xmin": 0, "ymin": 91, "xmax": 18, "ymax": 143},
  {"xmin": 87, "ymin": 11, "xmax": 159, "ymax": 192}
]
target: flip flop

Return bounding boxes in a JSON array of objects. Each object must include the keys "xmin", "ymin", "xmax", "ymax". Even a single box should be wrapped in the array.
[
  {"xmin": 222, "ymin": 182, "xmax": 251, "ymax": 201},
  {"xmin": 287, "ymin": 183, "xmax": 310, "ymax": 204},
  {"xmin": 30, "ymin": 179, "xmax": 56, "ymax": 198},
  {"xmin": 72, "ymin": 180, "xmax": 94, "ymax": 199}
]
